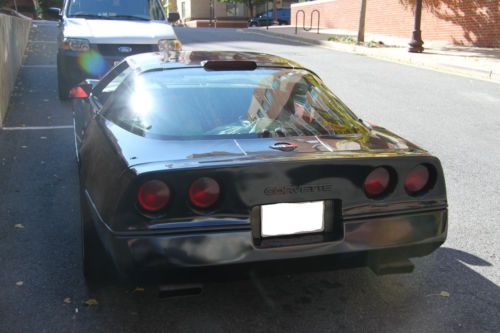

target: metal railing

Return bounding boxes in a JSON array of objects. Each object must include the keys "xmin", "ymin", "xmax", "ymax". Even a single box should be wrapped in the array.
[{"xmin": 295, "ymin": 9, "xmax": 320, "ymax": 34}]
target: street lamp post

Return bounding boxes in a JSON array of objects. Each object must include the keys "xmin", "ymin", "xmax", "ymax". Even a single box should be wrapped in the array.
[{"xmin": 408, "ymin": 0, "xmax": 424, "ymax": 53}]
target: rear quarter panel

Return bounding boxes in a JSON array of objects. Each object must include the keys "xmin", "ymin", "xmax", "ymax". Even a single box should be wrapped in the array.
[{"xmin": 79, "ymin": 116, "xmax": 135, "ymax": 224}]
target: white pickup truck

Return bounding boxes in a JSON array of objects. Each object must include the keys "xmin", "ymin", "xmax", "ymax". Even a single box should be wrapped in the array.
[{"xmin": 48, "ymin": 0, "xmax": 180, "ymax": 100}]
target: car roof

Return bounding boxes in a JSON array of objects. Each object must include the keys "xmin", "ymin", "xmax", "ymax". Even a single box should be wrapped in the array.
[{"xmin": 125, "ymin": 51, "xmax": 304, "ymax": 74}]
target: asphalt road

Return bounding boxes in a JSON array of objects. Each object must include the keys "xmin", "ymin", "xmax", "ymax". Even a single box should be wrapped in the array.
[{"xmin": 0, "ymin": 23, "xmax": 498, "ymax": 333}]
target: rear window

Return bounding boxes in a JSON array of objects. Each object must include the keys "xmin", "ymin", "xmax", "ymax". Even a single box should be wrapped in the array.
[{"xmin": 104, "ymin": 67, "xmax": 363, "ymax": 140}]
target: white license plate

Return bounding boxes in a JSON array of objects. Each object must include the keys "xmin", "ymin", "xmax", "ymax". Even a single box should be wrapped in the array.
[{"xmin": 261, "ymin": 201, "xmax": 324, "ymax": 238}]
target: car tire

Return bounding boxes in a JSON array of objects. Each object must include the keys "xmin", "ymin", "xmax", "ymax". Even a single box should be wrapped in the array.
[
  {"xmin": 80, "ymin": 189, "xmax": 116, "ymax": 288},
  {"xmin": 57, "ymin": 65, "xmax": 70, "ymax": 101}
]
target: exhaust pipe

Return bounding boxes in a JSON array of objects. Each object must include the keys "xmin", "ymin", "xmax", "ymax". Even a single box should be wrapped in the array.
[
  {"xmin": 369, "ymin": 259, "xmax": 415, "ymax": 275},
  {"xmin": 158, "ymin": 283, "xmax": 203, "ymax": 298}
]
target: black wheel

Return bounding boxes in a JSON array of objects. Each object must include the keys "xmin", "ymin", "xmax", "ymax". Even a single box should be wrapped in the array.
[
  {"xmin": 57, "ymin": 65, "xmax": 70, "ymax": 100},
  {"xmin": 80, "ymin": 190, "xmax": 116, "ymax": 287}
]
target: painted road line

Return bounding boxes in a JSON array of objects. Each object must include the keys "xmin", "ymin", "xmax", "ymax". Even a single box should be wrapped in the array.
[
  {"xmin": 1, "ymin": 125, "xmax": 73, "ymax": 131},
  {"xmin": 29, "ymin": 41, "xmax": 58, "ymax": 44},
  {"xmin": 21, "ymin": 65, "xmax": 57, "ymax": 68}
]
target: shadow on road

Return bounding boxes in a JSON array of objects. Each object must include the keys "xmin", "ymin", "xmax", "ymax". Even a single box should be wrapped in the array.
[
  {"xmin": 76, "ymin": 247, "xmax": 498, "ymax": 332},
  {"xmin": 175, "ymin": 27, "xmax": 308, "ymax": 48}
]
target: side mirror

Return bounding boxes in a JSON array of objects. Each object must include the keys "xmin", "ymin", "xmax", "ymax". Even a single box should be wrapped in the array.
[
  {"xmin": 46, "ymin": 7, "xmax": 62, "ymax": 20},
  {"xmin": 85, "ymin": 79, "xmax": 99, "ymax": 88},
  {"xmin": 69, "ymin": 82, "xmax": 94, "ymax": 99},
  {"xmin": 167, "ymin": 12, "xmax": 180, "ymax": 23}
]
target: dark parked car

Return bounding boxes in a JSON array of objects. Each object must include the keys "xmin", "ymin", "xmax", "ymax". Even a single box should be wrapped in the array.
[
  {"xmin": 71, "ymin": 51, "xmax": 447, "ymax": 287},
  {"xmin": 248, "ymin": 8, "xmax": 291, "ymax": 26}
]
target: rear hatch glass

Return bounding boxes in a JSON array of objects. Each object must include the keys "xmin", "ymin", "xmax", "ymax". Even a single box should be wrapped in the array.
[{"xmin": 105, "ymin": 67, "xmax": 364, "ymax": 140}]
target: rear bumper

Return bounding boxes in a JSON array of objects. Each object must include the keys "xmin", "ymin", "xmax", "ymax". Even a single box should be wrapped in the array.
[{"xmin": 88, "ymin": 196, "xmax": 447, "ymax": 282}]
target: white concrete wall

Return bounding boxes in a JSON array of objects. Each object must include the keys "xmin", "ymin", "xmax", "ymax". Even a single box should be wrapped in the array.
[{"xmin": 0, "ymin": 13, "xmax": 31, "ymax": 126}]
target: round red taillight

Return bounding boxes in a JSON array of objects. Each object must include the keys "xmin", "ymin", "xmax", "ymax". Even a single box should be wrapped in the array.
[
  {"xmin": 405, "ymin": 165, "xmax": 430, "ymax": 195},
  {"xmin": 137, "ymin": 180, "xmax": 171, "ymax": 212},
  {"xmin": 188, "ymin": 177, "xmax": 220, "ymax": 209},
  {"xmin": 364, "ymin": 167, "xmax": 391, "ymax": 197}
]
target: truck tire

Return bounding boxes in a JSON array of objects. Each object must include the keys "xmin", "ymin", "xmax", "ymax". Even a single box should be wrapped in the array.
[{"xmin": 57, "ymin": 66, "xmax": 70, "ymax": 100}]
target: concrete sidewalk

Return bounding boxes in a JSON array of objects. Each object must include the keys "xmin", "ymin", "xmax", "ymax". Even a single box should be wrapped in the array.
[{"xmin": 244, "ymin": 26, "xmax": 500, "ymax": 84}]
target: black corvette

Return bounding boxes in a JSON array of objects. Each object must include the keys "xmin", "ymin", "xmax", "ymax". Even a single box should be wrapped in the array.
[{"xmin": 71, "ymin": 51, "xmax": 447, "ymax": 286}]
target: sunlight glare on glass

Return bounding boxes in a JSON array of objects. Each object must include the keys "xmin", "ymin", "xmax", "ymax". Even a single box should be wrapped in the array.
[{"xmin": 130, "ymin": 76, "xmax": 153, "ymax": 116}]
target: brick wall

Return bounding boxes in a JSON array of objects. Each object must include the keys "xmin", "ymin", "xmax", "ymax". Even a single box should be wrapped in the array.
[{"xmin": 291, "ymin": 0, "xmax": 500, "ymax": 48}]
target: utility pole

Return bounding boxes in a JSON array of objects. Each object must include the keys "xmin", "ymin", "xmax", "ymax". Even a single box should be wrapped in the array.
[
  {"xmin": 357, "ymin": 0, "xmax": 367, "ymax": 43},
  {"xmin": 409, "ymin": 0, "xmax": 424, "ymax": 53}
]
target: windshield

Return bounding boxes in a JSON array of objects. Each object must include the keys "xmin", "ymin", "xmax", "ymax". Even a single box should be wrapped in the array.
[
  {"xmin": 104, "ymin": 67, "xmax": 363, "ymax": 140},
  {"xmin": 66, "ymin": 0, "xmax": 165, "ymax": 21}
]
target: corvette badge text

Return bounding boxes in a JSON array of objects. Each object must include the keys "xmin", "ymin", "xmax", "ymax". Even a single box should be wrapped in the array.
[{"xmin": 264, "ymin": 185, "xmax": 333, "ymax": 196}]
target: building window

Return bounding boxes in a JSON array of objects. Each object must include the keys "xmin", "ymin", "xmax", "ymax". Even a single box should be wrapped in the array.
[
  {"xmin": 226, "ymin": 3, "xmax": 237, "ymax": 16},
  {"xmin": 226, "ymin": 3, "xmax": 246, "ymax": 17}
]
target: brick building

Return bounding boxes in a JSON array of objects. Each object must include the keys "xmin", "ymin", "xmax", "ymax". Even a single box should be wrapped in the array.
[{"xmin": 292, "ymin": 0, "xmax": 500, "ymax": 48}]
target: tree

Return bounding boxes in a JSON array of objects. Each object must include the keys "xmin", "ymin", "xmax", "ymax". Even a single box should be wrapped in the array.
[
  {"xmin": 357, "ymin": 0, "xmax": 367, "ymax": 43},
  {"xmin": 218, "ymin": 0, "xmax": 267, "ymax": 18},
  {"xmin": 0, "ymin": 0, "xmax": 16, "ymax": 10},
  {"xmin": 32, "ymin": 0, "xmax": 63, "ymax": 18},
  {"xmin": 161, "ymin": 0, "xmax": 177, "ymax": 13},
  {"xmin": 37, "ymin": 0, "xmax": 63, "ymax": 10}
]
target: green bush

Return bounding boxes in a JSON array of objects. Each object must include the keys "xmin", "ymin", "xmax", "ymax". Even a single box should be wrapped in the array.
[
  {"xmin": 328, "ymin": 35, "xmax": 357, "ymax": 44},
  {"xmin": 39, "ymin": 0, "xmax": 63, "ymax": 9}
]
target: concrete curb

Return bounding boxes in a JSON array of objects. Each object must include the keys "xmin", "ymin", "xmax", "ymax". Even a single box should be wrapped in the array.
[{"xmin": 243, "ymin": 28, "xmax": 500, "ymax": 84}]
